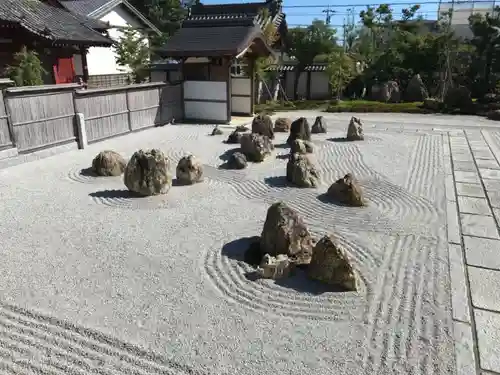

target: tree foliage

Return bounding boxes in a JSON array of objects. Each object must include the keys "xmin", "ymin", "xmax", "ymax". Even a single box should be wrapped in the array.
[
  {"xmin": 287, "ymin": 20, "xmax": 338, "ymax": 98},
  {"xmin": 5, "ymin": 46, "xmax": 47, "ymax": 86},
  {"xmin": 325, "ymin": 51, "xmax": 357, "ymax": 98},
  {"xmin": 114, "ymin": 27, "xmax": 150, "ymax": 83}
]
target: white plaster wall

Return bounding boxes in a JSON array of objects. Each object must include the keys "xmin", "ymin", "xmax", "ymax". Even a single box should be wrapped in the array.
[
  {"xmin": 85, "ymin": 4, "xmax": 150, "ymax": 76},
  {"xmin": 231, "ymin": 78, "xmax": 251, "ymax": 114},
  {"xmin": 183, "ymin": 81, "xmax": 228, "ymax": 122},
  {"xmin": 310, "ymin": 72, "xmax": 330, "ymax": 99}
]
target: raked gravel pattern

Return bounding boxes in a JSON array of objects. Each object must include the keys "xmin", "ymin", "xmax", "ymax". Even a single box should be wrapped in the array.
[{"xmin": 0, "ymin": 117, "xmax": 454, "ymax": 375}]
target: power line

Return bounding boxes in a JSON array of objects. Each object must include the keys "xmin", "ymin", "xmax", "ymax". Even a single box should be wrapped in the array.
[{"xmin": 282, "ymin": 0, "xmax": 495, "ymax": 8}]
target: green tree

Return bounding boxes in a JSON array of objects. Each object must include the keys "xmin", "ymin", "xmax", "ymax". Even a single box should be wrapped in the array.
[
  {"xmin": 468, "ymin": 7, "xmax": 500, "ymax": 94},
  {"xmin": 114, "ymin": 27, "xmax": 150, "ymax": 83},
  {"xmin": 287, "ymin": 20, "xmax": 338, "ymax": 99},
  {"xmin": 325, "ymin": 50, "xmax": 357, "ymax": 98},
  {"xmin": 130, "ymin": 0, "xmax": 191, "ymax": 48},
  {"xmin": 5, "ymin": 46, "xmax": 47, "ymax": 86}
]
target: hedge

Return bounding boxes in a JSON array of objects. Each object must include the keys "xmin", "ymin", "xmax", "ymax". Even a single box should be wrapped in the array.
[{"xmin": 325, "ymin": 100, "xmax": 431, "ymax": 114}]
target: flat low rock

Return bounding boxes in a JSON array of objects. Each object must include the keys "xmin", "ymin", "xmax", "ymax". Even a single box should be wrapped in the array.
[
  {"xmin": 211, "ymin": 126, "xmax": 223, "ymax": 136},
  {"xmin": 311, "ymin": 116, "xmax": 327, "ymax": 133},
  {"xmin": 256, "ymin": 254, "xmax": 293, "ymax": 279},
  {"xmin": 92, "ymin": 150, "xmax": 126, "ymax": 176},
  {"xmin": 226, "ymin": 131, "xmax": 242, "ymax": 144},
  {"xmin": 240, "ymin": 133, "xmax": 273, "ymax": 162},
  {"xmin": 286, "ymin": 153, "xmax": 319, "ymax": 188},
  {"xmin": 274, "ymin": 117, "xmax": 291, "ymax": 132},
  {"xmin": 260, "ymin": 202, "xmax": 314, "ymax": 264},
  {"xmin": 227, "ymin": 152, "xmax": 247, "ymax": 169},
  {"xmin": 307, "ymin": 235, "xmax": 357, "ymax": 291},
  {"xmin": 176, "ymin": 155, "xmax": 203, "ymax": 185},
  {"xmin": 124, "ymin": 149, "xmax": 171, "ymax": 196},
  {"xmin": 346, "ymin": 117, "xmax": 364, "ymax": 141},
  {"xmin": 327, "ymin": 173, "xmax": 366, "ymax": 206}
]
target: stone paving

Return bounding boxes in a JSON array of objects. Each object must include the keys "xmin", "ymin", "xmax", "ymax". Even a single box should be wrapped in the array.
[{"xmin": 444, "ymin": 129, "xmax": 500, "ymax": 375}]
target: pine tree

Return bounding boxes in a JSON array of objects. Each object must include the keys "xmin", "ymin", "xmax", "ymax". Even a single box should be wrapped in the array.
[
  {"xmin": 114, "ymin": 27, "xmax": 150, "ymax": 83},
  {"xmin": 5, "ymin": 46, "xmax": 47, "ymax": 86}
]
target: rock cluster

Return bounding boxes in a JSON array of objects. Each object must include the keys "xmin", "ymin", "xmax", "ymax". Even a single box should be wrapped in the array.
[
  {"xmin": 346, "ymin": 117, "xmax": 364, "ymax": 141},
  {"xmin": 287, "ymin": 117, "xmax": 311, "ymax": 146},
  {"xmin": 290, "ymin": 139, "xmax": 313, "ymax": 154},
  {"xmin": 91, "ymin": 150, "xmax": 126, "ymax": 176},
  {"xmin": 176, "ymin": 155, "xmax": 203, "ymax": 185},
  {"xmin": 327, "ymin": 173, "xmax": 366, "ymax": 206},
  {"xmin": 286, "ymin": 153, "xmax": 319, "ymax": 188},
  {"xmin": 240, "ymin": 133, "xmax": 273, "ymax": 162},
  {"xmin": 257, "ymin": 254, "xmax": 293, "ymax": 279},
  {"xmin": 251, "ymin": 114, "xmax": 274, "ymax": 139},
  {"xmin": 124, "ymin": 149, "xmax": 171, "ymax": 196},
  {"xmin": 311, "ymin": 116, "xmax": 327, "ymax": 134},
  {"xmin": 260, "ymin": 202, "xmax": 314, "ymax": 265},
  {"xmin": 307, "ymin": 235, "xmax": 357, "ymax": 291},
  {"xmin": 274, "ymin": 117, "xmax": 291, "ymax": 132},
  {"xmin": 254, "ymin": 202, "xmax": 358, "ymax": 290}
]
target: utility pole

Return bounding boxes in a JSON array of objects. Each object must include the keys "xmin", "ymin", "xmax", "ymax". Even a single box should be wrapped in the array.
[{"xmin": 322, "ymin": 5, "xmax": 335, "ymax": 25}]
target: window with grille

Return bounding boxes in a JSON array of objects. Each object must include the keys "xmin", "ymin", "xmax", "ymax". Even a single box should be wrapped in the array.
[{"xmin": 230, "ymin": 59, "xmax": 248, "ymax": 77}]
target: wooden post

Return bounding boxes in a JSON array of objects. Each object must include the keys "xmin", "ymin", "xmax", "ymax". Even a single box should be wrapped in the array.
[{"xmin": 80, "ymin": 46, "xmax": 89, "ymax": 84}]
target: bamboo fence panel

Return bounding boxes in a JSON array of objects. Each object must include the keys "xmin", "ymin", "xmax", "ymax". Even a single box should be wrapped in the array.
[
  {"xmin": 74, "ymin": 88, "xmax": 129, "ymax": 142},
  {"xmin": 5, "ymin": 84, "xmax": 78, "ymax": 153}
]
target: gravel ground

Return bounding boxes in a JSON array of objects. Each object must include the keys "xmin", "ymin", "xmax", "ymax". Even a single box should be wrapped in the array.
[{"xmin": 0, "ymin": 114, "xmax": 457, "ymax": 375}]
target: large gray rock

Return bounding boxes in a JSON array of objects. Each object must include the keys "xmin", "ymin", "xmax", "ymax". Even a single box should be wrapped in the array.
[
  {"xmin": 259, "ymin": 202, "xmax": 314, "ymax": 264},
  {"xmin": 372, "ymin": 81, "xmax": 400, "ymax": 102},
  {"xmin": 256, "ymin": 254, "xmax": 293, "ymax": 279},
  {"xmin": 311, "ymin": 116, "xmax": 327, "ymax": 134},
  {"xmin": 327, "ymin": 173, "xmax": 366, "ymax": 206},
  {"xmin": 227, "ymin": 152, "xmax": 247, "ymax": 169},
  {"xmin": 91, "ymin": 150, "xmax": 126, "ymax": 176},
  {"xmin": 487, "ymin": 110, "xmax": 500, "ymax": 121},
  {"xmin": 444, "ymin": 85, "xmax": 473, "ymax": 109},
  {"xmin": 308, "ymin": 235, "xmax": 357, "ymax": 291},
  {"xmin": 286, "ymin": 153, "xmax": 319, "ymax": 188},
  {"xmin": 346, "ymin": 117, "xmax": 364, "ymax": 141},
  {"xmin": 176, "ymin": 155, "xmax": 203, "ymax": 185},
  {"xmin": 274, "ymin": 117, "xmax": 291, "ymax": 132},
  {"xmin": 287, "ymin": 117, "xmax": 311, "ymax": 146},
  {"xmin": 405, "ymin": 74, "xmax": 428, "ymax": 102},
  {"xmin": 240, "ymin": 133, "xmax": 273, "ymax": 162},
  {"xmin": 252, "ymin": 114, "xmax": 274, "ymax": 139},
  {"xmin": 124, "ymin": 149, "xmax": 171, "ymax": 196}
]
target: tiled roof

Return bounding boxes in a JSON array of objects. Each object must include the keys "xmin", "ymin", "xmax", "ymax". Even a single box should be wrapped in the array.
[
  {"xmin": 188, "ymin": 0, "xmax": 286, "ymax": 30},
  {"xmin": 0, "ymin": 0, "xmax": 113, "ymax": 46},
  {"xmin": 60, "ymin": 0, "xmax": 109, "ymax": 16},
  {"xmin": 159, "ymin": 23, "xmax": 270, "ymax": 57},
  {"xmin": 267, "ymin": 63, "xmax": 327, "ymax": 72}
]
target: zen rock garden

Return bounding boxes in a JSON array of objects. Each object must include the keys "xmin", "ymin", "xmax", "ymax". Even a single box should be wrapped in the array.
[{"xmin": 89, "ymin": 113, "xmax": 368, "ymax": 291}]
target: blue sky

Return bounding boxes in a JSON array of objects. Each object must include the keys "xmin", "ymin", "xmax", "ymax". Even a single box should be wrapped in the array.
[{"xmin": 202, "ymin": 0, "xmax": 444, "ymax": 33}]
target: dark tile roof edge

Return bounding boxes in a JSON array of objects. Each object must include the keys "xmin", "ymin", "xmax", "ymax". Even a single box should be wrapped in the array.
[{"xmin": 88, "ymin": 0, "xmax": 161, "ymax": 35}]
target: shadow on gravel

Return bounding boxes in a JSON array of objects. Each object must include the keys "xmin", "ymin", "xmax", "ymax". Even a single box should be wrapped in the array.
[
  {"xmin": 219, "ymin": 147, "xmax": 240, "ymax": 162},
  {"xmin": 274, "ymin": 143, "xmax": 289, "ymax": 149},
  {"xmin": 89, "ymin": 189, "xmax": 144, "ymax": 199},
  {"xmin": 224, "ymin": 237, "xmax": 347, "ymax": 294},
  {"xmin": 222, "ymin": 236, "xmax": 261, "ymax": 264},
  {"xmin": 327, "ymin": 137, "xmax": 355, "ymax": 143},
  {"xmin": 317, "ymin": 192, "xmax": 352, "ymax": 207},
  {"xmin": 264, "ymin": 176, "xmax": 290, "ymax": 188},
  {"xmin": 79, "ymin": 167, "xmax": 98, "ymax": 177}
]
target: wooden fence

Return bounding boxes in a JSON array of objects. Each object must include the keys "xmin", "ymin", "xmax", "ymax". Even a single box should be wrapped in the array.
[{"xmin": 0, "ymin": 81, "xmax": 183, "ymax": 154}]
